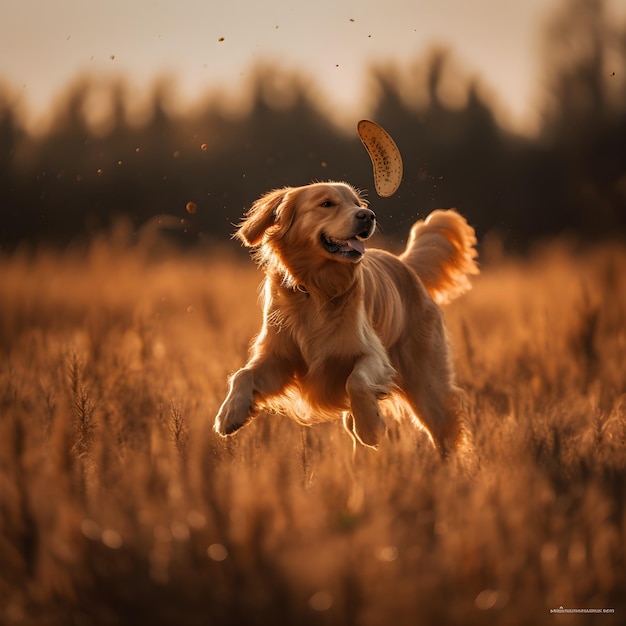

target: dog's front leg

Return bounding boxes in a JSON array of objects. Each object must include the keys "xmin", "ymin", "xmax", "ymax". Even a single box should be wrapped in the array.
[
  {"xmin": 345, "ymin": 354, "xmax": 394, "ymax": 448},
  {"xmin": 214, "ymin": 356, "xmax": 291, "ymax": 437}
]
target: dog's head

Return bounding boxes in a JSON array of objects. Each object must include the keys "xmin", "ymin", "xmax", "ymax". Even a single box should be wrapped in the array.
[{"xmin": 237, "ymin": 182, "xmax": 376, "ymax": 274}]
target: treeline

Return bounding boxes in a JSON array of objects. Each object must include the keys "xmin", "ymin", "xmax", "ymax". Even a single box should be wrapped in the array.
[{"xmin": 1, "ymin": 0, "xmax": 624, "ymax": 251}]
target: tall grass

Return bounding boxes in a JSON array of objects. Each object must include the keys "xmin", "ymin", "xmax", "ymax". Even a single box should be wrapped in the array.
[{"xmin": 1, "ymin": 236, "xmax": 625, "ymax": 625}]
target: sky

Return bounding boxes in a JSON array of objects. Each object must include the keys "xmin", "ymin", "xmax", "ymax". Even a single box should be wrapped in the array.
[{"xmin": 1, "ymin": 0, "xmax": 624, "ymax": 134}]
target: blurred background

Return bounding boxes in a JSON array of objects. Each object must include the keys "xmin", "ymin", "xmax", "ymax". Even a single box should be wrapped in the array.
[{"xmin": 1, "ymin": 0, "xmax": 625, "ymax": 251}]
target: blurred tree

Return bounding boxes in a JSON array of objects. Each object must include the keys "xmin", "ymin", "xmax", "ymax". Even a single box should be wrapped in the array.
[
  {"xmin": 369, "ymin": 50, "xmax": 518, "ymax": 241},
  {"xmin": 0, "ymin": 87, "xmax": 21, "ymax": 243},
  {"xmin": 539, "ymin": 0, "xmax": 626, "ymax": 235},
  {"xmin": 1, "ymin": 0, "xmax": 625, "ymax": 251}
]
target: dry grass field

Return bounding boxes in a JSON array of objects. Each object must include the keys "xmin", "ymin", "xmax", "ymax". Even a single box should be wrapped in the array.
[{"xmin": 1, "ymin": 233, "xmax": 625, "ymax": 626}]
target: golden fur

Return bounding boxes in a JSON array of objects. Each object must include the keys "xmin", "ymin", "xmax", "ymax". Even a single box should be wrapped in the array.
[{"xmin": 214, "ymin": 182, "xmax": 479, "ymax": 454}]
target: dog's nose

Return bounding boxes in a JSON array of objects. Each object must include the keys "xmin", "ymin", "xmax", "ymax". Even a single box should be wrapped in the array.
[{"xmin": 356, "ymin": 208, "xmax": 376, "ymax": 224}]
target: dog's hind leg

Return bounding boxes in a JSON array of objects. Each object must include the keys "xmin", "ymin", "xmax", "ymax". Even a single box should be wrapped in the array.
[
  {"xmin": 395, "ymin": 322, "xmax": 468, "ymax": 458},
  {"xmin": 404, "ymin": 383, "xmax": 467, "ymax": 459}
]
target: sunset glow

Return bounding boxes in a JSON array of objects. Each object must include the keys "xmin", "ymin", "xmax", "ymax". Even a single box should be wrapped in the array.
[{"xmin": 3, "ymin": 0, "xmax": 624, "ymax": 133}]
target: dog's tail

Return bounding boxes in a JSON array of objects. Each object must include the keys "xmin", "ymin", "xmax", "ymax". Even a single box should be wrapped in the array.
[{"xmin": 400, "ymin": 209, "xmax": 479, "ymax": 304}]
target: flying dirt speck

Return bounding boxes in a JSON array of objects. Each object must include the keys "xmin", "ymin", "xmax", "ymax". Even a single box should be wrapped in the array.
[
  {"xmin": 101, "ymin": 529, "xmax": 123, "ymax": 549},
  {"xmin": 377, "ymin": 545, "xmax": 399, "ymax": 562},
  {"xmin": 81, "ymin": 519, "xmax": 101, "ymax": 540},
  {"xmin": 186, "ymin": 201, "xmax": 197, "ymax": 214},
  {"xmin": 309, "ymin": 591, "xmax": 333, "ymax": 612},
  {"xmin": 217, "ymin": 37, "xmax": 225, "ymax": 42},
  {"xmin": 207, "ymin": 543, "xmax": 228, "ymax": 561}
]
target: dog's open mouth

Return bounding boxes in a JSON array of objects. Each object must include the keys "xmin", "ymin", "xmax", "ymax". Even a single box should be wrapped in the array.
[{"xmin": 321, "ymin": 233, "xmax": 367, "ymax": 258}]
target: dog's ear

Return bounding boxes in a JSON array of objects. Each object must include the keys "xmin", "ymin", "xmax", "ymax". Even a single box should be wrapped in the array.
[{"xmin": 236, "ymin": 187, "xmax": 293, "ymax": 247}]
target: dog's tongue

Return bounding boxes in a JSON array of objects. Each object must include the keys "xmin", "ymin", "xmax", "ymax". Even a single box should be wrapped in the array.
[{"xmin": 346, "ymin": 238, "xmax": 365, "ymax": 255}]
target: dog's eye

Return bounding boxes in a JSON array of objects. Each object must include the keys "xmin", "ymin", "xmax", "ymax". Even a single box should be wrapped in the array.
[{"xmin": 320, "ymin": 200, "xmax": 334, "ymax": 208}]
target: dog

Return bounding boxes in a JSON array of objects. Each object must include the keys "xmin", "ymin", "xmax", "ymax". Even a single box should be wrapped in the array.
[{"xmin": 214, "ymin": 182, "xmax": 478, "ymax": 455}]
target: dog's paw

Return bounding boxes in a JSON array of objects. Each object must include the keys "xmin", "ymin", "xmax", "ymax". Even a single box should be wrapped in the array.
[
  {"xmin": 214, "ymin": 416, "xmax": 246, "ymax": 437},
  {"xmin": 353, "ymin": 421, "xmax": 387, "ymax": 449},
  {"xmin": 349, "ymin": 411, "xmax": 387, "ymax": 449},
  {"xmin": 214, "ymin": 396, "xmax": 252, "ymax": 437}
]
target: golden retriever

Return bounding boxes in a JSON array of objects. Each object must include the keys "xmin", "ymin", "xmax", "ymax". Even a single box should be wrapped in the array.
[{"xmin": 214, "ymin": 182, "xmax": 478, "ymax": 455}]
